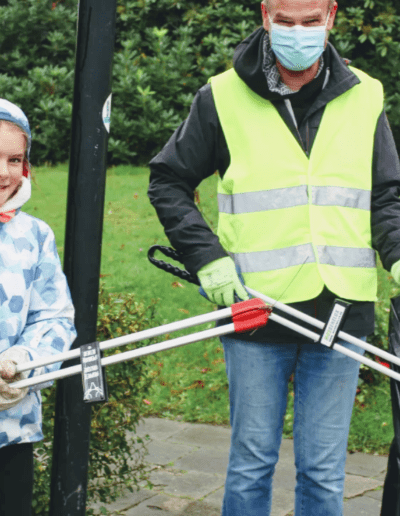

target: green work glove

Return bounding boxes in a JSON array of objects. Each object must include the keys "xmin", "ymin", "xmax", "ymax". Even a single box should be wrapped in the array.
[
  {"xmin": 391, "ymin": 259, "xmax": 400, "ymax": 285},
  {"xmin": 197, "ymin": 257, "xmax": 249, "ymax": 306}
]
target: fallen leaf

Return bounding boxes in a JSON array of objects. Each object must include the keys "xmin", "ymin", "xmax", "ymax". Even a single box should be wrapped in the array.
[
  {"xmin": 375, "ymin": 357, "xmax": 390, "ymax": 368},
  {"xmin": 178, "ymin": 308, "xmax": 189, "ymax": 314},
  {"xmin": 212, "ymin": 358, "xmax": 225, "ymax": 365},
  {"xmin": 171, "ymin": 282, "xmax": 184, "ymax": 288}
]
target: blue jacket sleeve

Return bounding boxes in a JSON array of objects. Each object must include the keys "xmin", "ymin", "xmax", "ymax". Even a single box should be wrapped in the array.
[{"xmin": 13, "ymin": 226, "xmax": 77, "ymax": 389}]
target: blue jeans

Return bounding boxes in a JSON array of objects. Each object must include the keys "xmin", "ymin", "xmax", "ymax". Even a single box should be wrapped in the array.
[{"xmin": 220, "ymin": 335, "xmax": 366, "ymax": 516}]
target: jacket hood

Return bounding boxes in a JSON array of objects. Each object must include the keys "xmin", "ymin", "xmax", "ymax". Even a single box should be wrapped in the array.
[
  {"xmin": 232, "ymin": 26, "xmax": 360, "ymax": 101},
  {"xmin": 2, "ymin": 176, "xmax": 31, "ymax": 212}
]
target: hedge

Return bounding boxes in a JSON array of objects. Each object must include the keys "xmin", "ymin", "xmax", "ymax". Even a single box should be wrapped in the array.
[
  {"xmin": 0, "ymin": 0, "xmax": 398, "ymax": 165},
  {"xmin": 32, "ymin": 288, "xmax": 158, "ymax": 516}
]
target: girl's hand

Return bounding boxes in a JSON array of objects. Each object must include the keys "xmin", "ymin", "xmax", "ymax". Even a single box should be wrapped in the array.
[
  {"xmin": 0, "ymin": 377, "xmax": 21, "ymax": 399},
  {"xmin": 0, "ymin": 359, "xmax": 28, "ymax": 407},
  {"xmin": 0, "ymin": 359, "xmax": 17, "ymax": 380}
]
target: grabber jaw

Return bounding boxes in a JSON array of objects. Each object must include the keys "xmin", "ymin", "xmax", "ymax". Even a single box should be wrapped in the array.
[{"xmin": 231, "ymin": 298, "xmax": 273, "ymax": 333}]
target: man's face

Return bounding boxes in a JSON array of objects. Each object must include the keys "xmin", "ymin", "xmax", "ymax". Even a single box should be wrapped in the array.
[{"xmin": 261, "ymin": 0, "xmax": 337, "ymax": 32}]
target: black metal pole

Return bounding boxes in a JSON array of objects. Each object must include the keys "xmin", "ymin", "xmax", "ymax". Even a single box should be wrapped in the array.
[{"xmin": 49, "ymin": 1, "xmax": 117, "ymax": 514}]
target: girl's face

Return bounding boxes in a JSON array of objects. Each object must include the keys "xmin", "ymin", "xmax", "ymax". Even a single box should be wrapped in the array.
[{"xmin": 0, "ymin": 122, "xmax": 26, "ymax": 208}]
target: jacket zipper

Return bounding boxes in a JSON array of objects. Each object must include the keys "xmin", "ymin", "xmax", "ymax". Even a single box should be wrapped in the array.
[
  {"xmin": 287, "ymin": 102, "xmax": 310, "ymax": 157},
  {"xmin": 284, "ymin": 99, "xmax": 306, "ymax": 153}
]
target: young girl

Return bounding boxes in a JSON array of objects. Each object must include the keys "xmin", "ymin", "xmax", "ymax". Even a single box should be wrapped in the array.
[{"xmin": 0, "ymin": 99, "xmax": 77, "ymax": 515}]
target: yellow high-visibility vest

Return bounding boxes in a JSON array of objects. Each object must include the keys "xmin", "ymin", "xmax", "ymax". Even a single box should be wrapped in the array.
[{"xmin": 210, "ymin": 67, "xmax": 383, "ymax": 303}]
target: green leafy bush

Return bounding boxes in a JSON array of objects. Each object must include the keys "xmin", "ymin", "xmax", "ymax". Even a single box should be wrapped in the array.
[
  {"xmin": 32, "ymin": 287, "xmax": 158, "ymax": 516},
  {"xmin": 109, "ymin": 0, "xmax": 257, "ymax": 163},
  {"xmin": 330, "ymin": 0, "xmax": 400, "ymax": 145},
  {"xmin": 0, "ymin": 0, "xmax": 76, "ymax": 164},
  {"xmin": 0, "ymin": 0, "xmax": 398, "ymax": 162}
]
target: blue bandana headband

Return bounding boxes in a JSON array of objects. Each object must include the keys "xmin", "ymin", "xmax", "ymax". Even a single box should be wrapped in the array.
[{"xmin": 0, "ymin": 99, "xmax": 31, "ymax": 160}]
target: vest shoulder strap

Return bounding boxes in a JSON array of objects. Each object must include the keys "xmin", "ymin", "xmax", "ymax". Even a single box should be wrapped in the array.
[
  {"xmin": 209, "ymin": 69, "xmax": 244, "ymax": 95},
  {"xmin": 347, "ymin": 65, "xmax": 384, "ymax": 110}
]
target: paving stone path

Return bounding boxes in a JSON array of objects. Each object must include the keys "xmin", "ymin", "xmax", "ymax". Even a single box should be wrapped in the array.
[{"xmin": 91, "ymin": 417, "xmax": 388, "ymax": 515}]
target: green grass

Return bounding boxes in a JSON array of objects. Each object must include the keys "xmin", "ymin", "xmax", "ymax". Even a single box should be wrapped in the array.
[
  {"xmin": 349, "ymin": 381, "xmax": 394, "ymax": 454},
  {"xmin": 27, "ymin": 164, "xmax": 216, "ymax": 323},
  {"xmin": 24, "ymin": 164, "xmax": 399, "ymax": 454}
]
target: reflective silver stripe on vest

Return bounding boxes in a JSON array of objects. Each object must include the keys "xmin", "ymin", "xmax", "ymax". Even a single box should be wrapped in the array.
[
  {"xmin": 234, "ymin": 244, "xmax": 316, "ymax": 273},
  {"xmin": 219, "ymin": 186, "xmax": 370, "ymax": 214},
  {"xmin": 312, "ymin": 186, "xmax": 371, "ymax": 210},
  {"xmin": 233, "ymin": 244, "xmax": 376, "ymax": 273},
  {"xmin": 218, "ymin": 186, "xmax": 308, "ymax": 214},
  {"xmin": 317, "ymin": 246, "xmax": 376, "ymax": 268}
]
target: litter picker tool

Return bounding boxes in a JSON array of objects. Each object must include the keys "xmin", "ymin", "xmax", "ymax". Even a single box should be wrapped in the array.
[
  {"xmin": 7, "ymin": 248, "xmax": 400, "ymax": 393},
  {"xmin": 146, "ymin": 245, "xmax": 400, "ymax": 381},
  {"xmin": 9, "ymin": 298, "xmax": 273, "ymax": 392}
]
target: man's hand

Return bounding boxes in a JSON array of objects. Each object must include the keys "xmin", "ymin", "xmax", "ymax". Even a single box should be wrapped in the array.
[
  {"xmin": 0, "ymin": 359, "xmax": 28, "ymax": 409},
  {"xmin": 392, "ymin": 260, "xmax": 400, "ymax": 285},
  {"xmin": 197, "ymin": 257, "xmax": 249, "ymax": 306}
]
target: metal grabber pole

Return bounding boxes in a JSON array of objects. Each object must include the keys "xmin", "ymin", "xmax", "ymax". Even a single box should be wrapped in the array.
[
  {"xmin": 10, "ymin": 300, "xmax": 268, "ymax": 390},
  {"xmin": 245, "ymin": 286, "xmax": 400, "ymax": 378},
  {"xmin": 10, "ymin": 295, "xmax": 400, "ymax": 391},
  {"xmin": 146, "ymin": 245, "xmax": 400, "ymax": 381}
]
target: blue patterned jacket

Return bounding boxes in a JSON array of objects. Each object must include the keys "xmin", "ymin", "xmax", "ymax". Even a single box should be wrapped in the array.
[{"xmin": 0, "ymin": 211, "xmax": 76, "ymax": 448}]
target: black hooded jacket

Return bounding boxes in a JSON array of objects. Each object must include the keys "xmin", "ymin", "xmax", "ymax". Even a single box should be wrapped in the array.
[{"xmin": 148, "ymin": 27, "xmax": 400, "ymax": 342}]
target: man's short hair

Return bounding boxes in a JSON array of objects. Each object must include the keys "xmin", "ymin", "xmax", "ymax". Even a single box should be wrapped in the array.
[{"xmin": 263, "ymin": 0, "xmax": 335, "ymax": 14}]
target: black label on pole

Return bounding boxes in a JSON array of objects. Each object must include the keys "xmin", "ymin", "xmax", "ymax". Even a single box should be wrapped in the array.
[
  {"xmin": 319, "ymin": 299, "xmax": 352, "ymax": 348},
  {"xmin": 80, "ymin": 342, "xmax": 108, "ymax": 403}
]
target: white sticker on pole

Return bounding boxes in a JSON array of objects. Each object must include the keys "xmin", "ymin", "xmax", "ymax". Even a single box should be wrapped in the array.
[
  {"xmin": 80, "ymin": 341, "xmax": 108, "ymax": 403},
  {"xmin": 102, "ymin": 93, "xmax": 112, "ymax": 133},
  {"xmin": 320, "ymin": 301, "xmax": 351, "ymax": 347}
]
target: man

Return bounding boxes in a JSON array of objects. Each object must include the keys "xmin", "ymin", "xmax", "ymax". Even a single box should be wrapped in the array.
[{"xmin": 148, "ymin": 1, "xmax": 400, "ymax": 514}]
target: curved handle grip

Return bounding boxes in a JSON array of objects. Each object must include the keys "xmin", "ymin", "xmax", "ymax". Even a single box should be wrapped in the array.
[{"xmin": 147, "ymin": 245, "xmax": 200, "ymax": 286}]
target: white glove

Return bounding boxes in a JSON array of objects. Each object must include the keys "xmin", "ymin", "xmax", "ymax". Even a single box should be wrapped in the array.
[{"xmin": 0, "ymin": 348, "xmax": 30, "ymax": 411}]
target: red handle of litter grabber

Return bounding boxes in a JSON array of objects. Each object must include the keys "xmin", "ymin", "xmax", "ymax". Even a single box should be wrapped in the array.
[{"xmin": 231, "ymin": 298, "xmax": 272, "ymax": 333}]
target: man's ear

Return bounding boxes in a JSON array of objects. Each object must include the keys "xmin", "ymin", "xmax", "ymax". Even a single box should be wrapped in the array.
[
  {"xmin": 261, "ymin": 2, "xmax": 270, "ymax": 32},
  {"xmin": 327, "ymin": 2, "xmax": 339, "ymax": 31}
]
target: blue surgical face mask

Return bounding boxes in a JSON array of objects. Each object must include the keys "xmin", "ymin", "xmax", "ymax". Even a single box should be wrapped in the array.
[{"xmin": 269, "ymin": 12, "xmax": 330, "ymax": 71}]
